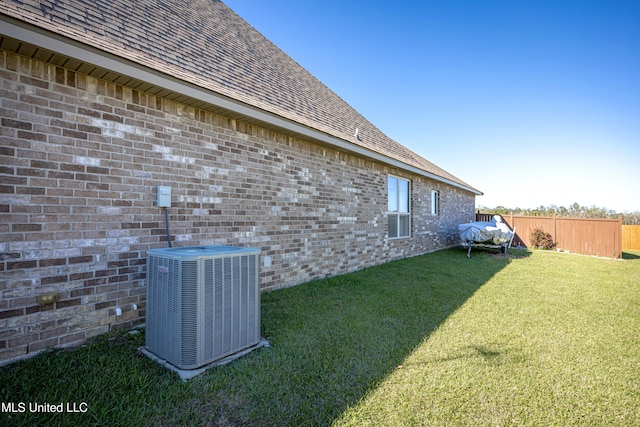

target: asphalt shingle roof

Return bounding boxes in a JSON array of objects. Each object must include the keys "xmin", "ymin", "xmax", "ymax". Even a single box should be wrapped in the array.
[{"xmin": 0, "ymin": 0, "xmax": 478, "ymax": 192}]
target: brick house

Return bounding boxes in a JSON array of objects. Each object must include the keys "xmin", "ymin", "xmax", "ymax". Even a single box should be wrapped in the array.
[{"xmin": 0, "ymin": 0, "xmax": 481, "ymax": 363}]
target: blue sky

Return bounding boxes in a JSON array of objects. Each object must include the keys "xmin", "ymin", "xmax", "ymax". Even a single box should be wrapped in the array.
[{"xmin": 224, "ymin": 1, "xmax": 640, "ymax": 212}]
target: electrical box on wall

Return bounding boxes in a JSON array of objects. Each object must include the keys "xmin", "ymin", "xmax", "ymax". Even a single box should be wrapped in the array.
[{"xmin": 157, "ymin": 186, "xmax": 171, "ymax": 207}]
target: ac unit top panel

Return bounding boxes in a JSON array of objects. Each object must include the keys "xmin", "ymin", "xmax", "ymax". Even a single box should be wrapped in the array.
[{"xmin": 147, "ymin": 245, "xmax": 259, "ymax": 260}]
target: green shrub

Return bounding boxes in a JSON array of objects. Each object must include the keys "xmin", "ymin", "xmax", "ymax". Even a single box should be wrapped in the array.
[{"xmin": 530, "ymin": 227, "xmax": 556, "ymax": 249}]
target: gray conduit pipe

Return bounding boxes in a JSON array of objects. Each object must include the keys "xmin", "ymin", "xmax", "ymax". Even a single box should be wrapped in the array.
[{"xmin": 164, "ymin": 207, "xmax": 173, "ymax": 248}]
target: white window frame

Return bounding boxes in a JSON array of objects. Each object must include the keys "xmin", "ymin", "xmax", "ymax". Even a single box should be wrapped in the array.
[
  {"xmin": 388, "ymin": 175, "xmax": 411, "ymax": 239},
  {"xmin": 431, "ymin": 190, "xmax": 439, "ymax": 215}
]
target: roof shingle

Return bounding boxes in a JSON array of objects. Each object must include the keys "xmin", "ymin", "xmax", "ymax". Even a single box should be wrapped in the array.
[{"xmin": 0, "ymin": 0, "xmax": 478, "ymax": 192}]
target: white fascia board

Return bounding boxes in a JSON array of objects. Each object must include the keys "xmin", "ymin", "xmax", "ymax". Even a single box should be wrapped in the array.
[{"xmin": 2, "ymin": 17, "xmax": 482, "ymax": 195}]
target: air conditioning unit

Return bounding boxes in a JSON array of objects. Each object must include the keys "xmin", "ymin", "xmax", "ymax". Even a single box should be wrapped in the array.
[{"xmin": 145, "ymin": 245, "xmax": 260, "ymax": 370}]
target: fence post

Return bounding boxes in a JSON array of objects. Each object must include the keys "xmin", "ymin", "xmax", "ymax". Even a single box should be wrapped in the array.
[{"xmin": 618, "ymin": 215, "xmax": 623, "ymax": 257}]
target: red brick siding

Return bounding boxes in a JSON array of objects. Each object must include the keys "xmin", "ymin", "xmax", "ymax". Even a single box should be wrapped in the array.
[{"xmin": 0, "ymin": 50, "xmax": 475, "ymax": 362}]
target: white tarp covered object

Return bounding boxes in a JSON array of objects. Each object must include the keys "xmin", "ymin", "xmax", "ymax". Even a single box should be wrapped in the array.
[{"xmin": 458, "ymin": 215, "xmax": 514, "ymax": 245}]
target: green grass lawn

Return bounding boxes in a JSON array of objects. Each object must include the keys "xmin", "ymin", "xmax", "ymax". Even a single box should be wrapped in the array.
[{"xmin": 2, "ymin": 248, "xmax": 639, "ymax": 426}]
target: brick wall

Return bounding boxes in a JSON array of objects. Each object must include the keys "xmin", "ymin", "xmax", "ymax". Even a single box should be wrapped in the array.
[{"xmin": 0, "ymin": 50, "xmax": 476, "ymax": 363}]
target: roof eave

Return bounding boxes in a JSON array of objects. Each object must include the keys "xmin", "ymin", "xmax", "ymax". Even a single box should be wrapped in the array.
[{"xmin": 1, "ymin": 15, "xmax": 483, "ymax": 196}]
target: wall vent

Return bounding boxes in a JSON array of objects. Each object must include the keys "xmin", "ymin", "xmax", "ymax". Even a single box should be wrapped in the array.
[{"xmin": 145, "ymin": 246, "xmax": 260, "ymax": 370}]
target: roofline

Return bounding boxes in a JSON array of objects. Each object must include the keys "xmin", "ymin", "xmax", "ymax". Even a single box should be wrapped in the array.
[{"xmin": 1, "ymin": 16, "xmax": 482, "ymax": 195}]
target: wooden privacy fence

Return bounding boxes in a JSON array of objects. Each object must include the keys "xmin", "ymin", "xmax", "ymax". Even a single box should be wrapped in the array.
[
  {"xmin": 622, "ymin": 225, "xmax": 640, "ymax": 250},
  {"xmin": 475, "ymin": 213, "xmax": 622, "ymax": 258}
]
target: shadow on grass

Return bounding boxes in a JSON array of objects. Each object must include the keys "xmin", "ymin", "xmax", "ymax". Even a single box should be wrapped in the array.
[
  {"xmin": 201, "ymin": 247, "xmax": 525, "ymax": 426},
  {"xmin": 622, "ymin": 250, "xmax": 640, "ymax": 260},
  {"xmin": 0, "ymin": 248, "xmax": 523, "ymax": 426}
]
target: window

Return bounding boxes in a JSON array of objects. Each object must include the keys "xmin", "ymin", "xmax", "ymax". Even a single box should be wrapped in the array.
[
  {"xmin": 388, "ymin": 176, "xmax": 410, "ymax": 238},
  {"xmin": 431, "ymin": 190, "xmax": 439, "ymax": 215}
]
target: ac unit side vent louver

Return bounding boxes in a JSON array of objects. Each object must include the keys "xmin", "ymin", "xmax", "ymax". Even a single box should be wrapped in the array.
[{"xmin": 145, "ymin": 246, "xmax": 260, "ymax": 370}]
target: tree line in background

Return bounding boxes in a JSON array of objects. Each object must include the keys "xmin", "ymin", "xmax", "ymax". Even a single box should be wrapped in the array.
[{"xmin": 478, "ymin": 203, "xmax": 640, "ymax": 225}]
